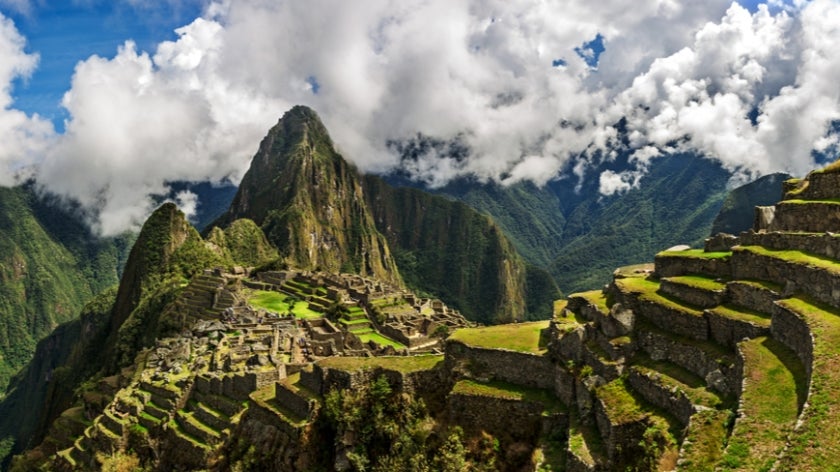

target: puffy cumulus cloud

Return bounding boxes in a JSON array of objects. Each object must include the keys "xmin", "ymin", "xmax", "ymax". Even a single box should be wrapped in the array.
[
  {"xmin": 37, "ymin": 20, "xmax": 284, "ymax": 235},
  {"xmin": 612, "ymin": 1, "xmax": 840, "ymax": 183},
  {"xmin": 0, "ymin": 12, "xmax": 54, "ymax": 185},
  {"xmin": 3, "ymin": 0, "xmax": 840, "ymax": 234}
]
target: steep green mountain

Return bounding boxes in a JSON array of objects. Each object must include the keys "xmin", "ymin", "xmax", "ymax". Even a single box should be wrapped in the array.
[
  {"xmin": 211, "ymin": 106, "xmax": 552, "ymax": 323},
  {"xmin": 0, "ymin": 203, "xmax": 272, "ymax": 467},
  {"xmin": 411, "ymin": 155, "xmax": 732, "ymax": 293},
  {"xmin": 364, "ymin": 175, "xmax": 559, "ymax": 323},
  {"xmin": 212, "ymin": 106, "xmax": 402, "ymax": 287},
  {"xmin": 710, "ymin": 172, "xmax": 790, "ymax": 236},
  {"xmin": 0, "ymin": 185, "xmax": 130, "ymax": 393}
]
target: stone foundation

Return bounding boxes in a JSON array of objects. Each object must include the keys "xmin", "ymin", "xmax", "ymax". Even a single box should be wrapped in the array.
[
  {"xmin": 445, "ymin": 340, "xmax": 555, "ymax": 390},
  {"xmin": 654, "ymin": 253, "xmax": 731, "ymax": 279},
  {"xmin": 626, "ymin": 367, "xmax": 694, "ymax": 426},
  {"xmin": 659, "ymin": 279, "xmax": 727, "ymax": 308}
]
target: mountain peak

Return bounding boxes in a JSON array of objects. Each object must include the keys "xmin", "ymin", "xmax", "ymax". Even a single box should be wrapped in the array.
[{"xmin": 210, "ymin": 106, "xmax": 403, "ymax": 286}]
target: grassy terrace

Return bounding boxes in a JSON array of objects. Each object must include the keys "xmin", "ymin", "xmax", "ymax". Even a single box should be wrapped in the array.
[
  {"xmin": 664, "ymin": 275, "xmax": 726, "ymax": 292},
  {"xmin": 633, "ymin": 355, "xmax": 726, "ymax": 409},
  {"xmin": 597, "ymin": 377, "xmax": 657, "ymax": 424},
  {"xmin": 721, "ymin": 337, "xmax": 805, "ymax": 471},
  {"xmin": 568, "ymin": 412, "xmax": 605, "ymax": 466},
  {"xmin": 736, "ymin": 246, "xmax": 840, "ymax": 274},
  {"xmin": 678, "ymin": 409, "xmax": 731, "ymax": 472},
  {"xmin": 570, "ymin": 290, "xmax": 610, "ymax": 314},
  {"xmin": 318, "ymin": 354, "xmax": 443, "ymax": 373},
  {"xmin": 616, "ymin": 276, "xmax": 704, "ymax": 317},
  {"xmin": 707, "ymin": 304, "xmax": 772, "ymax": 326},
  {"xmin": 356, "ymin": 332, "xmax": 406, "ymax": 350},
  {"xmin": 250, "ymin": 384, "xmax": 308, "ymax": 426},
  {"xmin": 553, "ymin": 299, "xmax": 568, "ymax": 317},
  {"xmin": 656, "ymin": 249, "xmax": 731, "ymax": 260},
  {"xmin": 451, "ymin": 379, "xmax": 566, "ymax": 414},
  {"xmin": 448, "ymin": 321, "xmax": 550, "ymax": 354},
  {"xmin": 734, "ymin": 279, "xmax": 782, "ymax": 293},
  {"xmin": 782, "ymin": 199, "xmax": 840, "ymax": 204},
  {"xmin": 775, "ymin": 297, "xmax": 840, "ymax": 471},
  {"xmin": 246, "ymin": 289, "xmax": 323, "ymax": 318}
]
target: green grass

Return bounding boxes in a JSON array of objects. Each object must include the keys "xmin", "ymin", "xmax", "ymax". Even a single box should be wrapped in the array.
[
  {"xmin": 448, "ymin": 321, "xmax": 550, "ymax": 354},
  {"xmin": 737, "ymin": 246, "xmax": 840, "ymax": 275},
  {"xmin": 570, "ymin": 290, "xmax": 610, "ymax": 313},
  {"xmin": 451, "ymin": 379, "xmax": 565, "ymax": 414},
  {"xmin": 567, "ymin": 414, "xmax": 599, "ymax": 466},
  {"xmin": 720, "ymin": 337, "xmax": 804, "ymax": 471},
  {"xmin": 247, "ymin": 290, "xmax": 323, "ymax": 318},
  {"xmin": 356, "ymin": 332, "xmax": 406, "ymax": 350},
  {"xmin": 678, "ymin": 409, "xmax": 731, "ymax": 472},
  {"xmin": 815, "ymin": 160, "xmax": 840, "ymax": 173},
  {"xmin": 708, "ymin": 304, "xmax": 772, "ymax": 325},
  {"xmin": 735, "ymin": 279, "xmax": 782, "ymax": 293},
  {"xmin": 596, "ymin": 377, "xmax": 650, "ymax": 424},
  {"xmin": 318, "ymin": 355, "xmax": 444, "ymax": 373},
  {"xmin": 774, "ymin": 296, "xmax": 840, "ymax": 471},
  {"xmin": 635, "ymin": 319, "xmax": 734, "ymax": 364},
  {"xmin": 616, "ymin": 276, "xmax": 704, "ymax": 316},
  {"xmin": 782, "ymin": 199, "xmax": 840, "ymax": 205},
  {"xmin": 656, "ymin": 249, "xmax": 731, "ymax": 259},
  {"xmin": 664, "ymin": 275, "xmax": 726, "ymax": 292}
]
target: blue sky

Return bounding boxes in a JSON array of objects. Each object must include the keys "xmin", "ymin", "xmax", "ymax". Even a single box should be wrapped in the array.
[{"xmin": 5, "ymin": 1, "xmax": 203, "ymax": 129}]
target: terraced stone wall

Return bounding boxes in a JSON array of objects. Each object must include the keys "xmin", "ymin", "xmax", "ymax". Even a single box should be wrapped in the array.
[
  {"xmin": 445, "ymin": 340, "xmax": 555, "ymax": 390},
  {"xmin": 445, "ymin": 392, "xmax": 567, "ymax": 443},
  {"xmin": 740, "ymin": 231, "xmax": 840, "ymax": 260},
  {"xmin": 732, "ymin": 249, "xmax": 840, "ymax": 307},
  {"xmin": 654, "ymin": 255, "xmax": 731, "ymax": 279},
  {"xmin": 771, "ymin": 304, "xmax": 815, "ymax": 381},
  {"xmin": 768, "ymin": 201, "xmax": 840, "ymax": 233}
]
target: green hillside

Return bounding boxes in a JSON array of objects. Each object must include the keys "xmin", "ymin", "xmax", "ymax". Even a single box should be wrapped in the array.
[{"xmin": 0, "ymin": 185, "xmax": 130, "ymax": 392}]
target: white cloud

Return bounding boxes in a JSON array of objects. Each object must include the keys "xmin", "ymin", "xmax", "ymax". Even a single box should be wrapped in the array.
[
  {"xmin": 0, "ymin": 1, "xmax": 839, "ymax": 232},
  {"xmin": 0, "ymin": 12, "xmax": 54, "ymax": 185}
]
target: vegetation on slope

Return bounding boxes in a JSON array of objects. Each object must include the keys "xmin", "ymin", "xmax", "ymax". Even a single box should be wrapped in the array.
[
  {"xmin": 323, "ymin": 375, "xmax": 502, "ymax": 472},
  {"xmin": 0, "ymin": 185, "xmax": 129, "ymax": 392}
]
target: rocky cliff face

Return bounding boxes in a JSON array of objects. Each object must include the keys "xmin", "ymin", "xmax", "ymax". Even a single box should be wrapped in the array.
[
  {"xmin": 364, "ymin": 175, "xmax": 558, "ymax": 323},
  {"xmin": 213, "ymin": 106, "xmax": 402, "ymax": 287}
]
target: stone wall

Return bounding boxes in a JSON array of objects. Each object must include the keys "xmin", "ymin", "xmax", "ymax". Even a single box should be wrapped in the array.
[
  {"xmin": 654, "ymin": 254, "xmax": 731, "ymax": 279},
  {"xmin": 626, "ymin": 367, "xmax": 693, "ymax": 426},
  {"xmin": 592, "ymin": 398, "xmax": 648, "ymax": 468},
  {"xmin": 741, "ymin": 231, "xmax": 840, "ymax": 261},
  {"xmin": 726, "ymin": 281, "xmax": 780, "ymax": 315},
  {"xmin": 274, "ymin": 383, "xmax": 313, "ymax": 420},
  {"xmin": 731, "ymin": 248, "xmax": 840, "ymax": 309},
  {"xmin": 659, "ymin": 279, "xmax": 726, "ymax": 308},
  {"xmin": 445, "ymin": 390, "xmax": 567, "ymax": 444},
  {"xmin": 298, "ymin": 367, "xmax": 322, "ymax": 395},
  {"xmin": 445, "ymin": 340, "xmax": 556, "ymax": 390},
  {"xmin": 705, "ymin": 309, "xmax": 770, "ymax": 348},
  {"xmin": 632, "ymin": 298, "xmax": 709, "ymax": 341},
  {"xmin": 787, "ymin": 172, "xmax": 840, "ymax": 201},
  {"xmin": 769, "ymin": 201, "xmax": 840, "ymax": 233},
  {"xmin": 771, "ymin": 303, "xmax": 814, "ymax": 381},
  {"xmin": 636, "ymin": 326, "xmax": 738, "ymax": 395}
]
